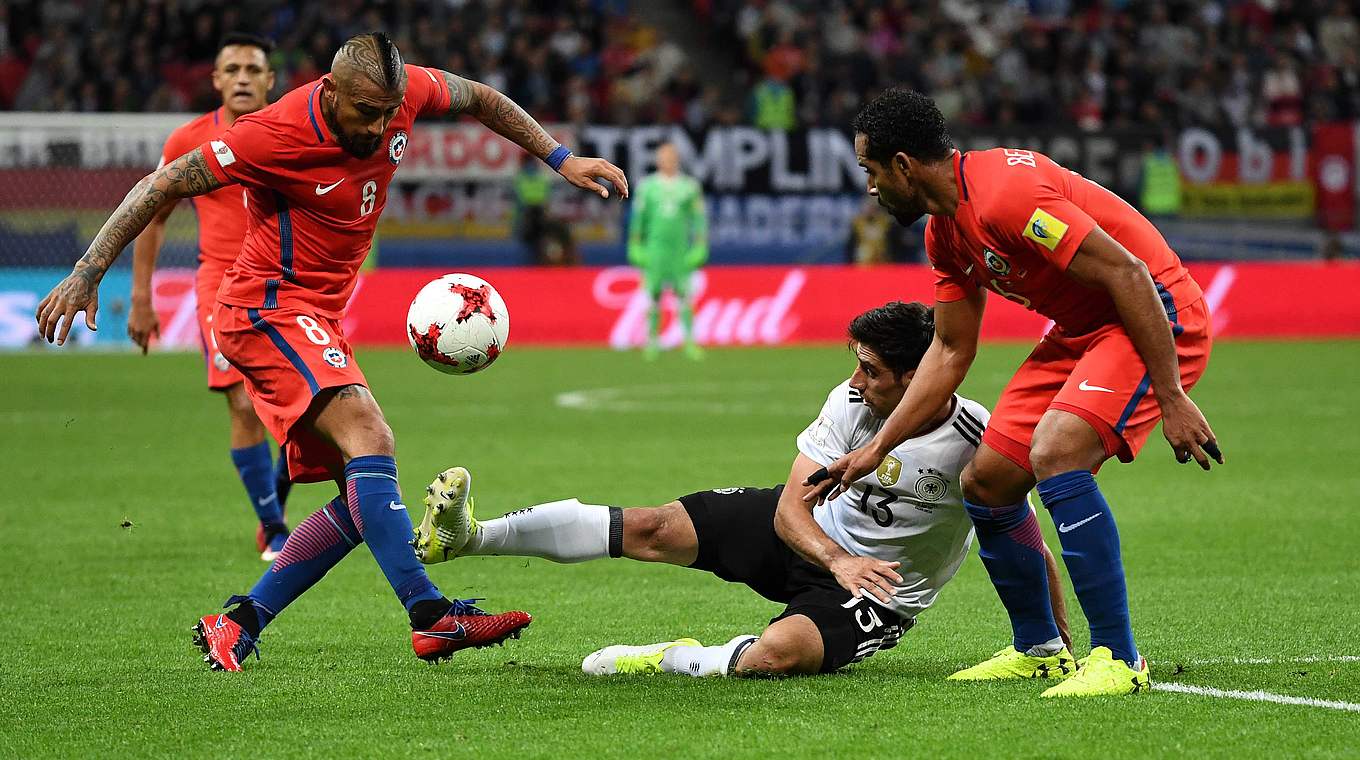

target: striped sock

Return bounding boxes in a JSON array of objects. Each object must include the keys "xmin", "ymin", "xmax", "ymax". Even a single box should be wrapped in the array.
[
  {"xmin": 241, "ymin": 496, "xmax": 360, "ymax": 632},
  {"xmin": 965, "ymin": 499, "xmax": 1063, "ymax": 652}
]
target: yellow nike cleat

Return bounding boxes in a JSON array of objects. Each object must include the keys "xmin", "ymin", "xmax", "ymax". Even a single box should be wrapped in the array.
[
  {"xmin": 413, "ymin": 467, "xmax": 478, "ymax": 564},
  {"xmin": 1040, "ymin": 646, "xmax": 1150, "ymax": 697},
  {"xmin": 581, "ymin": 638, "xmax": 701, "ymax": 675},
  {"xmin": 947, "ymin": 645, "xmax": 1077, "ymax": 681}
]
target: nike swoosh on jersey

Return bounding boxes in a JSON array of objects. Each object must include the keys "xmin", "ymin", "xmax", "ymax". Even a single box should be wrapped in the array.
[
  {"xmin": 315, "ymin": 179, "xmax": 344, "ymax": 195},
  {"xmin": 388, "ymin": 501, "xmax": 406, "ymax": 511},
  {"xmin": 962, "ymin": 264, "xmax": 975, "ymax": 275},
  {"xmin": 1078, "ymin": 379, "xmax": 1115, "ymax": 393},
  {"xmin": 1058, "ymin": 513, "xmax": 1102, "ymax": 533}
]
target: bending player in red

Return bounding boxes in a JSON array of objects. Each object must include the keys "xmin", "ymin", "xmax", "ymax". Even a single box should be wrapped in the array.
[
  {"xmin": 37, "ymin": 32, "xmax": 629, "ymax": 671},
  {"xmin": 809, "ymin": 89, "xmax": 1222, "ymax": 696},
  {"xmin": 126, "ymin": 32, "xmax": 294, "ymax": 562}
]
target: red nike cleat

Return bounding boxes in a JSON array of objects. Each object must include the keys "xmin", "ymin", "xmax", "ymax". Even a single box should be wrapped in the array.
[
  {"xmin": 192, "ymin": 613, "xmax": 259, "ymax": 672},
  {"xmin": 412, "ymin": 598, "xmax": 531, "ymax": 663}
]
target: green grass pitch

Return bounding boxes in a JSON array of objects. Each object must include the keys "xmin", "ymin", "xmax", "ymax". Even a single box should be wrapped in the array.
[{"xmin": 2, "ymin": 340, "xmax": 1357, "ymax": 758}]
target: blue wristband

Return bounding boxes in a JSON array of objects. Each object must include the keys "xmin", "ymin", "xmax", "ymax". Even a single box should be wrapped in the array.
[{"xmin": 545, "ymin": 145, "xmax": 572, "ymax": 172}]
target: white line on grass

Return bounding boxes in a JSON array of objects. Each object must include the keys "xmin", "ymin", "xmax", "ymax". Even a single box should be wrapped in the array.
[
  {"xmin": 1153, "ymin": 683, "xmax": 1360, "ymax": 713},
  {"xmin": 1174, "ymin": 655, "xmax": 1360, "ymax": 666}
]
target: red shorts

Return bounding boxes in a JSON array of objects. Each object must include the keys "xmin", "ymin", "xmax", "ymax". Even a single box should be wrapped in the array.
[
  {"xmin": 195, "ymin": 266, "xmax": 242, "ymax": 391},
  {"xmin": 982, "ymin": 297, "xmax": 1213, "ymax": 473},
  {"xmin": 212, "ymin": 303, "xmax": 367, "ymax": 483}
]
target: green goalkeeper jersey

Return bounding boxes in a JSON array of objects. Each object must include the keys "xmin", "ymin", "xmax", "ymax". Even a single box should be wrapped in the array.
[{"xmin": 627, "ymin": 173, "xmax": 708, "ymax": 279}]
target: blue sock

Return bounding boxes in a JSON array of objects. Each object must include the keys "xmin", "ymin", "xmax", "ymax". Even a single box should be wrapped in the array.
[
  {"xmin": 230, "ymin": 442, "xmax": 284, "ymax": 529},
  {"xmin": 239, "ymin": 496, "xmax": 360, "ymax": 632},
  {"xmin": 344, "ymin": 455, "xmax": 442, "ymax": 610},
  {"xmin": 1037, "ymin": 470, "xmax": 1139, "ymax": 666},
  {"xmin": 273, "ymin": 444, "xmax": 293, "ymax": 512},
  {"xmin": 964, "ymin": 499, "xmax": 1062, "ymax": 652}
]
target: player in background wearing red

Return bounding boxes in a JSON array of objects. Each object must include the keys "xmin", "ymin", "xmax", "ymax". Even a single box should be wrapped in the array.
[
  {"xmin": 126, "ymin": 33, "xmax": 295, "ymax": 563},
  {"xmin": 37, "ymin": 32, "xmax": 629, "ymax": 672},
  {"xmin": 807, "ymin": 89, "xmax": 1222, "ymax": 697}
]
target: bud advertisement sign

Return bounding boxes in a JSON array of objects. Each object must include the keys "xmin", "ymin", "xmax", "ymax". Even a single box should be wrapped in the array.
[{"xmin": 16, "ymin": 262, "xmax": 1342, "ymax": 354}]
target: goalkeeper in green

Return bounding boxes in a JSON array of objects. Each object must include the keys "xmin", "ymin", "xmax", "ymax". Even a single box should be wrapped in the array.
[{"xmin": 628, "ymin": 142, "xmax": 709, "ymax": 360}]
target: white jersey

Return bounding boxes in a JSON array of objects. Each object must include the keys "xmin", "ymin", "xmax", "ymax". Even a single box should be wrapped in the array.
[{"xmin": 796, "ymin": 380, "xmax": 988, "ymax": 619}]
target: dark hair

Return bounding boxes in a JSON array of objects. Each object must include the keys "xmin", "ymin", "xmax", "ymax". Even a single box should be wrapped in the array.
[
  {"xmin": 851, "ymin": 88, "xmax": 954, "ymax": 164},
  {"xmin": 370, "ymin": 31, "xmax": 403, "ymax": 90},
  {"xmin": 847, "ymin": 301, "xmax": 935, "ymax": 377},
  {"xmin": 219, "ymin": 32, "xmax": 275, "ymax": 57}
]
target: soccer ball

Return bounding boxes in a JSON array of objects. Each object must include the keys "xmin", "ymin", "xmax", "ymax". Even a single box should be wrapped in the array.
[{"xmin": 405, "ymin": 273, "xmax": 510, "ymax": 375}]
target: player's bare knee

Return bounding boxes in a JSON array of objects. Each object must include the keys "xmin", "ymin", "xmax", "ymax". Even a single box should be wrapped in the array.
[
  {"xmin": 1029, "ymin": 415, "xmax": 1103, "ymax": 479},
  {"xmin": 736, "ymin": 639, "xmax": 816, "ymax": 676},
  {"xmin": 623, "ymin": 503, "xmax": 694, "ymax": 563},
  {"xmin": 962, "ymin": 461, "xmax": 1013, "ymax": 507}
]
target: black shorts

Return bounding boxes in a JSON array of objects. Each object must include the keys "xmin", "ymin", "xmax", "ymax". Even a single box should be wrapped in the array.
[{"xmin": 679, "ymin": 486, "xmax": 913, "ymax": 673}]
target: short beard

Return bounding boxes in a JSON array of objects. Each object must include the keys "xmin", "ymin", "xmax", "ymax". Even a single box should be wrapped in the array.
[{"xmin": 321, "ymin": 93, "xmax": 381, "ymax": 158}]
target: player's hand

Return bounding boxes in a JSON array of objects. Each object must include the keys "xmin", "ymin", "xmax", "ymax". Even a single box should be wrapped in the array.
[
  {"xmin": 828, "ymin": 555, "xmax": 902, "ymax": 606},
  {"xmin": 1160, "ymin": 391, "xmax": 1223, "ymax": 470},
  {"xmin": 559, "ymin": 155, "xmax": 629, "ymax": 200},
  {"xmin": 802, "ymin": 444, "xmax": 887, "ymax": 505},
  {"xmin": 127, "ymin": 298, "xmax": 160, "ymax": 355},
  {"xmin": 35, "ymin": 270, "xmax": 100, "ymax": 346}
]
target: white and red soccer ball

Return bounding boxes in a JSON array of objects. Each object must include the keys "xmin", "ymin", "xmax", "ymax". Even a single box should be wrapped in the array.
[{"xmin": 406, "ymin": 273, "xmax": 509, "ymax": 375}]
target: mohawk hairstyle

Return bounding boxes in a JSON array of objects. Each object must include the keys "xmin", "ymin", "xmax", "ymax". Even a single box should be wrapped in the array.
[
  {"xmin": 219, "ymin": 32, "xmax": 274, "ymax": 57},
  {"xmin": 847, "ymin": 301, "xmax": 936, "ymax": 378},
  {"xmin": 333, "ymin": 31, "xmax": 406, "ymax": 91},
  {"xmin": 851, "ymin": 88, "xmax": 955, "ymax": 165}
]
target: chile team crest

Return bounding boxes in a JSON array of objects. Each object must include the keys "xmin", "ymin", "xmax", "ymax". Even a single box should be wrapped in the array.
[{"xmin": 388, "ymin": 131, "xmax": 408, "ymax": 165}]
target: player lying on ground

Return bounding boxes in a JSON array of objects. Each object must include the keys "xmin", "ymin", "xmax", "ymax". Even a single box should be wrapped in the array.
[
  {"xmin": 36, "ymin": 32, "xmax": 628, "ymax": 671},
  {"xmin": 126, "ymin": 32, "xmax": 294, "ymax": 561},
  {"xmin": 415, "ymin": 302, "xmax": 1074, "ymax": 677},
  {"xmin": 810, "ymin": 89, "xmax": 1223, "ymax": 697}
]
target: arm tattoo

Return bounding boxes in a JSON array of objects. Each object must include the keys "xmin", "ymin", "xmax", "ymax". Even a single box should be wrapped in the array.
[
  {"xmin": 440, "ymin": 70, "xmax": 558, "ymax": 160},
  {"xmin": 74, "ymin": 148, "xmax": 225, "ymax": 283}
]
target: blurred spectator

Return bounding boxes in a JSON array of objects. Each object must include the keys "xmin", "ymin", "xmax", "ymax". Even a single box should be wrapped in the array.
[
  {"xmin": 513, "ymin": 155, "xmax": 577, "ymax": 266},
  {"xmin": 710, "ymin": 0, "xmax": 1360, "ymax": 132},
  {"xmin": 846, "ymin": 198, "xmax": 892, "ymax": 266}
]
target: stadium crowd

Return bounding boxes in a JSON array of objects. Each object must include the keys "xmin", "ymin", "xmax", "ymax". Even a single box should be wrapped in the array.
[
  {"xmin": 3, "ymin": 0, "xmax": 1358, "ymax": 132},
  {"xmin": 0, "ymin": 0, "xmax": 691, "ymax": 124},
  {"xmin": 704, "ymin": 0, "xmax": 1360, "ymax": 131}
]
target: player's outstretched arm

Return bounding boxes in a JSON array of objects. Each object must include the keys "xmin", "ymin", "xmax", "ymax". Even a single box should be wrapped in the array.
[
  {"xmin": 36, "ymin": 148, "xmax": 224, "ymax": 345},
  {"xmin": 806, "ymin": 289, "xmax": 985, "ymax": 504},
  {"xmin": 775, "ymin": 453, "xmax": 902, "ymax": 605},
  {"xmin": 438, "ymin": 70, "xmax": 629, "ymax": 199},
  {"xmin": 1066, "ymin": 228, "xmax": 1222, "ymax": 469}
]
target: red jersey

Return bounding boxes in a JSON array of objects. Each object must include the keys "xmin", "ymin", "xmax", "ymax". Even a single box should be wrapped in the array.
[
  {"xmin": 925, "ymin": 149, "xmax": 1203, "ymax": 335},
  {"xmin": 200, "ymin": 65, "xmax": 451, "ymax": 318},
  {"xmin": 160, "ymin": 107, "xmax": 249, "ymax": 271}
]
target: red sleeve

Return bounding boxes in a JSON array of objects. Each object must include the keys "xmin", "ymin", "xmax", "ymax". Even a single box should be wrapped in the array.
[
  {"xmin": 925, "ymin": 217, "xmax": 977, "ymax": 303},
  {"xmin": 980, "ymin": 167, "xmax": 1098, "ymax": 270},
  {"xmin": 197, "ymin": 114, "xmax": 278, "ymax": 187},
  {"xmin": 405, "ymin": 64, "xmax": 451, "ymax": 119}
]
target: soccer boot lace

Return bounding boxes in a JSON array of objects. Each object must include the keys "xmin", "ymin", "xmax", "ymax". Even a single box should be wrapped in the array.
[
  {"xmin": 411, "ymin": 598, "xmax": 531, "ymax": 663},
  {"xmin": 581, "ymin": 638, "xmax": 702, "ymax": 675},
  {"xmin": 1041, "ymin": 646, "xmax": 1150, "ymax": 697},
  {"xmin": 947, "ymin": 645, "xmax": 1077, "ymax": 681},
  {"xmin": 413, "ymin": 467, "xmax": 476, "ymax": 564}
]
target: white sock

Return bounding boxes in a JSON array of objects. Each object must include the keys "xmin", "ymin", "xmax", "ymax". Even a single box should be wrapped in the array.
[
  {"xmin": 661, "ymin": 635, "xmax": 758, "ymax": 677},
  {"xmin": 463, "ymin": 498, "xmax": 622, "ymax": 563},
  {"xmin": 1024, "ymin": 636, "xmax": 1067, "ymax": 657}
]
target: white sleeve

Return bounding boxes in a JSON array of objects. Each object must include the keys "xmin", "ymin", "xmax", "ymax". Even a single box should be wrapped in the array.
[{"xmin": 796, "ymin": 385, "xmax": 852, "ymax": 466}]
